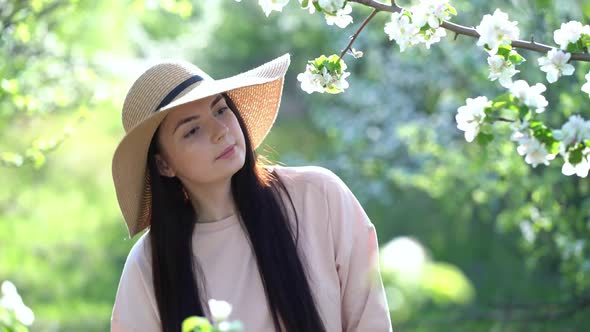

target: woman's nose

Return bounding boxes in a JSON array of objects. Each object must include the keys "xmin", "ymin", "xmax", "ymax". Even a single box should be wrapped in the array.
[{"xmin": 211, "ymin": 118, "xmax": 229, "ymax": 143}]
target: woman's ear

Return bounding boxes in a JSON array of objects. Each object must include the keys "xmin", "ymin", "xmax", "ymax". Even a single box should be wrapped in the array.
[{"xmin": 155, "ymin": 153, "xmax": 176, "ymax": 177}]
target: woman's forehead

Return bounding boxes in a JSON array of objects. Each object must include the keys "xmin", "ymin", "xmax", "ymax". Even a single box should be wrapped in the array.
[{"xmin": 162, "ymin": 94, "xmax": 223, "ymax": 127}]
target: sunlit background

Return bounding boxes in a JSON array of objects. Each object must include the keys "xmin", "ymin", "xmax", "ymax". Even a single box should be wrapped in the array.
[{"xmin": 1, "ymin": 0, "xmax": 589, "ymax": 331}]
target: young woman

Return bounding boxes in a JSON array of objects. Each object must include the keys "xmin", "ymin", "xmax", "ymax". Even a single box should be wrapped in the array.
[{"xmin": 110, "ymin": 53, "xmax": 392, "ymax": 332}]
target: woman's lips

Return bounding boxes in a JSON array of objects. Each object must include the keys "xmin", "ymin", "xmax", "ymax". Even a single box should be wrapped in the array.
[{"xmin": 216, "ymin": 144, "xmax": 236, "ymax": 160}]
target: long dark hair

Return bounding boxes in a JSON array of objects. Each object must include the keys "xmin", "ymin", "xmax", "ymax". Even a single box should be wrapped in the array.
[{"xmin": 146, "ymin": 93, "xmax": 327, "ymax": 332}]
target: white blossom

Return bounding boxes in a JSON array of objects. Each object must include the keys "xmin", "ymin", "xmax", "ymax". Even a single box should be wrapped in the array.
[
  {"xmin": 324, "ymin": 4, "xmax": 353, "ymax": 28},
  {"xmin": 0, "ymin": 281, "xmax": 35, "ymax": 326},
  {"xmin": 538, "ymin": 49, "xmax": 575, "ymax": 83},
  {"xmin": 455, "ymin": 96, "xmax": 491, "ymax": 142},
  {"xmin": 384, "ymin": 12, "xmax": 420, "ymax": 52},
  {"xmin": 411, "ymin": 0, "xmax": 453, "ymax": 29},
  {"xmin": 508, "ymin": 80, "xmax": 548, "ymax": 113},
  {"xmin": 318, "ymin": 0, "xmax": 344, "ymax": 13},
  {"xmin": 562, "ymin": 150, "xmax": 590, "ymax": 178},
  {"xmin": 487, "ymin": 54, "xmax": 519, "ymax": 87},
  {"xmin": 511, "ymin": 132, "xmax": 556, "ymax": 168},
  {"xmin": 208, "ymin": 299, "xmax": 233, "ymax": 322},
  {"xmin": 553, "ymin": 115, "xmax": 590, "ymax": 146},
  {"xmin": 418, "ymin": 27, "xmax": 447, "ymax": 49},
  {"xmin": 258, "ymin": 0, "xmax": 289, "ymax": 17},
  {"xmin": 582, "ymin": 72, "xmax": 590, "ymax": 97},
  {"xmin": 297, "ymin": 63, "xmax": 350, "ymax": 94},
  {"xmin": 475, "ymin": 9, "xmax": 520, "ymax": 54},
  {"xmin": 297, "ymin": 64, "xmax": 325, "ymax": 94},
  {"xmin": 553, "ymin": 21, "xmax": 590, "ymax": 50}
]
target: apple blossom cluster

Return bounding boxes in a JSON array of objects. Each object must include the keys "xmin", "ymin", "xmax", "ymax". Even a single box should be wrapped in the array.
[
  {"xmin": 236, "ymin": 0, "xmax": 354, "ymax": 28},
  {"xmin": 455, "ymin": 96, "xmax": 491, "ymax": 143},
  {"xmin": 297, "ymin": 54, "xmax": 350, "ymax": 94},
  {"xmin": 508, "ymin": 80, "xmax": 548, "ymax": 114},
  {"xmin": 456, "ymin": 82, "xmax": 590, "ymax": 177},
  {"xmin": 1, "ymin": 280, "xmax": 35, "ymax": 327},
  {"xmin": 384, "ymin": 0, "xmax": 456, "ymax": 52},
  {"xmin": 553, "ymin": 115, "xmax": 590, "ymax": 177},
  {"xmin": 536, "ymin": 21, "xmax": 590, "ymax": 85},
  {"xmin": 476, "ymin": 9, "xmax": 520, "ymax": 54},
  {"xmin": 510, "ymin": 123, "xmax": 556, "ymax": 168},
  {"xmin": 475, "ymin": 9, "xmax": 524, "ymax": 88}
]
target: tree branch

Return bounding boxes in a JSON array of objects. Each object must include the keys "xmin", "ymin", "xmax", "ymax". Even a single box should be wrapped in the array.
[
  {"xmin": 490, "ymin": 116, "xmax": 516, "ymax": 123},
  {"xmin": 339, "ymin": 8, "xmax": 380, "ymax": 60},
  {"xmin": 348, "ymin": 0, "xmax": 590, "ymax": 62}
]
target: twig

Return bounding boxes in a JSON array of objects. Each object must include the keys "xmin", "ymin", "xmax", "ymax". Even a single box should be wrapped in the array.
[
  {"xmin": 339, "ymin": 8, "xmax": 380, "ymax": 60},
  {"xmin": 348, "ymin": 0, "xmax": 590, "ymax": 62},
  {"xmin": 490, "ymin": 116, "xmax": 516, "ymax": 123}
]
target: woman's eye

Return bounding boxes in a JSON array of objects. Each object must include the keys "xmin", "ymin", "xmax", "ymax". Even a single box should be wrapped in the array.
[
  {"xmin": 215, "ymin": 107, "xmax": 228, "ymax": 116},
  {"xmin": 184, "ymin": 127, "xmax": 199, "ymax": 138}
]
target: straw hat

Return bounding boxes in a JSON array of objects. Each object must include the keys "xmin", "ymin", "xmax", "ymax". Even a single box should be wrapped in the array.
[{"xmin": 112, "ymin": 53, "xmax": 291, "ymax": 237}]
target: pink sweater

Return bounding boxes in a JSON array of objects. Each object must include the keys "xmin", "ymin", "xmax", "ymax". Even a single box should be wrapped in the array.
[{"xmin": 111, "ymin": 166, "xmax": 392, "ymax": 331}]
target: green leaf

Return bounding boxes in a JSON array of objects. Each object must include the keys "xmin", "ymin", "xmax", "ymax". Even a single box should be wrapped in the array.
[
  {"xmin": 566, "ymin": 42, "xmax": 581, "ymax": 53},
  {"xmin": 301, "ymin": 0, "xmax": 309, "ymax": 8},
  {"xmin": 497, "ymin": 45, "xmax": 512, "ymax": 58},
  {"xmin": 492, "ymin": 101, "xmax": 507, "ymax": 109},
  {"xmin": 182, "ymin": 316, "xmax": 212, "ymax": 332},
  {"xmin": 445, "ymin": 4, "xmax": 457, "ymax": 16},
  {"xmin": 569, "ymin": 147, "xmax": 583, "ymax": 164},
  {"xmin": 508, "ymin": 51, "xmax": 525, "ymax": 65},
  {"xmin": 518, "ymin": 105, "xmax": 529, "ymax": 119},
  {"xmin": 547, "ymin": 141, "xmax": 560, "ymax": 155},
  {"xmin": 476, "ymin": 132, "xmax": 494, "ymax": 146}
]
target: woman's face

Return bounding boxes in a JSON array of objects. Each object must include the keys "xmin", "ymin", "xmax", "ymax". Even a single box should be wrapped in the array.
[{"xmin": 154, "ymin": 94, "xmax": 246, "ymax": 185}]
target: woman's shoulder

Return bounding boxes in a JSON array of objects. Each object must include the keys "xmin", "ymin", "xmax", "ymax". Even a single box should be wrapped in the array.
[
  {"xmin": 123, "ymin": 230, "xmax": 152, "ymax": 270},
  {"xmin": 270, "ymin": 164, "xmax": 344, "ymax": 187}
]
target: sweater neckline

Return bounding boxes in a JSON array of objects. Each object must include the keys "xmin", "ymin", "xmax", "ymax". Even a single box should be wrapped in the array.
[{"xmin": 194, "ymin": 214, "xmax": 239, "ymax": 233}]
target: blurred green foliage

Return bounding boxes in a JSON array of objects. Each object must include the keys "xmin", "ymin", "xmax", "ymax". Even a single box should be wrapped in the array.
[{"xmin": 1, "ymin": 0, "xmax": 590, "ymax": 331}]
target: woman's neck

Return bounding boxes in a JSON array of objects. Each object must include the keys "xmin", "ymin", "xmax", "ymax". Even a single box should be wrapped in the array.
[{"xmin": 183, "ymin": 178, "xmax": 236, "ymax": 223}]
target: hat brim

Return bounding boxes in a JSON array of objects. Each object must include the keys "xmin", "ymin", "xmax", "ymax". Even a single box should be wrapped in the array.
[{"xmin": 112, "ymin": 54, "xmax": 290, "ymax": 237}]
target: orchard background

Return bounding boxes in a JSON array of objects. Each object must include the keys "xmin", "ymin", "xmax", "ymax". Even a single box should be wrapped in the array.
[{"xmin": 1, "ymin": 0, "xmax": 589, "ymax": 331}]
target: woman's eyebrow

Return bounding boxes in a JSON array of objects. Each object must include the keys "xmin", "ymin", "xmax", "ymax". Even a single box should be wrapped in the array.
[
  {"xmin": 209, "ymin": 95, "xmax": 223, "ymax": 109},
  {"xmin": 173, "ymin": 115, "xmax": 200, "ymax": 134}
]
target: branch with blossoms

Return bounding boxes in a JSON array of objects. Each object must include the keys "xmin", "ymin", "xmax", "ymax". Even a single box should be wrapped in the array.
[{"xmin": 237, "ymin": 0, "xmax": 590, "ymax": 178}]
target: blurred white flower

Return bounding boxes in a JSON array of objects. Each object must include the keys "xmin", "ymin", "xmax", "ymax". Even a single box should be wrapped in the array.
[
  {"xmin": 297, "ymin": 63, "xmax": 350, "ymax": 94},
  {"xmin": 511, "ymin": 133, "xmax": 555, "ymax": 167},
  {"xmin": 318, "ymin": 0, "xmax": 344, "ymax": 13},
  {"xmin": 258, "ymin": 0, "xmax": 289, "ymax": 17},
  {"xmin": 1, "ymin": 281, "xmax": 35, "ymax": 326},
  {"xmin": 538, "ymin": 49, "xmax": 575, "ymax": 83},
  {"xmin": 418, "ymin": 27, "xmax": 447, "ymax": 49},
  {"xmin": 475, "ymin": 9, "xmax": 520, "ymax": 54},
  {"xmin": 455, "ymin": 96, "xmax": 491, "ymax": 142},
  {"xmin": 509, "ymin": 80, "xmax": 548, "ymax": 113},
  {"xmin": 297, "ymin": 64, "xmax": 325, "ymax": 94},
  {"xmin": 553, "ymin": 21, "xmax": 590, "ymax": 50},
  {"xmin": 384, "ymin": 12, "xmax": 420, "ymax": 52},
  {"xmin": 411, "ymin": 0, "xmax": 452, "ymax": 29},
  {"xmin": 582, "ymin": 72, "xmax": 590, "ymax": 97},
  {"xmin": 380, "ymin": 236, "xmax": 428, "ymax": 277},
  {"xmin": 324, "ymin": 4, "xmax": 353, "ymax": 28},
  {"xmin": 487, "ymin": 54, "xmax": 519, "ymax": 87},
  {"xmin": 208, "ymin": 299, "xmax": 232, "ymax": 322},
  {"xmin": 562, "ymin": 150, "xmax": 590, "ymax": 178},
  {"xmin": 553, "ymin": 115, "xmax": 590, "ymax": 145}
]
